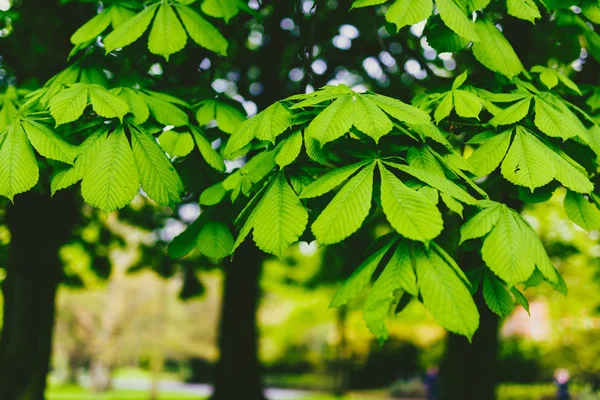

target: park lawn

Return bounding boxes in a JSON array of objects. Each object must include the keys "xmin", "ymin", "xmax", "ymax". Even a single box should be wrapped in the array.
[
  {"xmin": 47, "ymin": 386, "xmax": 201, "ymax": 400},
  {"xmin": 47, "ymin": 386, "xmax": 383, "ymax": 400}
]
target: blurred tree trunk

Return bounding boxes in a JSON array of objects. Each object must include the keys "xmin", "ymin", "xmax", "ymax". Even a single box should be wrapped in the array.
[
  {"xmin": 0, "ymin": 1, "xmax": 88, "ymax": 397},
  {"xmin": 0, "ymin": 191, "xmax": 78, "ymax": 400},
  {"xmin": 332, "ymin": 306, "xmax": 349, "ymax": 397},
  {"xmin": 209, "ymin": 3, "xmax": 293, "ymax": 399},
  {"xmin": 439, "ymin": 294, "xmax": 499, "ymax": 400},
  {"xmin": 438, "ymin": 182, "xmax": 521, "ymax": 400},
  {"xmin": 90, "ymin": 360, "xmax": 113, "ymax": 393},
  {"xmin": 2, "ymin": 0, "xmax": 90, "ymax": 86},
  {"xmin": 210, "ymin": 241, "xmax": 266, "ymax": 400}
]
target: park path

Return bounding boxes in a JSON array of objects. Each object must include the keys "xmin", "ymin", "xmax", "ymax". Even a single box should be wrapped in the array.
[{"xmin": 109, "ymin": 377, "xmax": 409, "ymax": 399}]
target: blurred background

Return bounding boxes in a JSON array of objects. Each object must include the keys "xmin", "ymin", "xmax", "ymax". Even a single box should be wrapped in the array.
[{"xmin": 0, "ymin": 191, "xmax": 593, "ymax": 400}]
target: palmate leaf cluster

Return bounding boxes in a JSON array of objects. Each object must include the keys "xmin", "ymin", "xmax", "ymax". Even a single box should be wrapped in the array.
[
  {"xmin": 69, "ymin": 0, "xmax": 241, "ymax": 59},
  {"xmin": 180, "ymin": 82, "xmax": 578, "ymax": 341},
  {"xmin": 0, "ymin": 79, "xmax": 241, "ymax": 211},
  {"xmin": 2, "ymin": 0, "xmax": 600, "ymax": 343},
  {"xmin": 354, "ymin": 0, "xmax": 600, "ymax": 78}
]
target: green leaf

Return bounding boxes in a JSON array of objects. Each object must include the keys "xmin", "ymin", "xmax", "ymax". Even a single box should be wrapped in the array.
[
  {"xmin": 223, "ymin": 116, "xmax": 257, "ymax": 157},
  {"xmin": 0, "ymin": 124, "xmax": 39, "ymax": 201},
  {"xmin": 564, "ymin": 190, "xmax": 600, "ymax": 231},
  {"xmin": 367, "ymin": 93, "xmax": 431, "ymax": 125},
  {"xmin": 406, "ymin": 147, "xmax": 445, "ymax": 176},
  {"xmin": 51, "ymin": 166, "xmax": 82, "ymax": 195},
  {"xmin": 548, "ymin": 149, "xmax": 594, "ymax": 194},
  {"xmin": 453, "ymin": 89, "xmax": 482, "ymax": 119},
  {"xmin": 582, "ymin": 0, "xmax": 600, "ymax": 23},
  {"xmin": 299, "ymin": 160, "xmax": 370, "ymax": 199},
  {"xmin": 199, "ymin": 182, "xmax": 227, "ymax": 206},
  {"xmin": 507, "ymin": 0, "xmax": 541, "ymax": 23},
  {"xmin": 554, "ymin": 72, "xmax": 582, "ymax": 95},
  {"xmin": 511, "ymin": 287, "xmax": 530, "ymax": 314},
  {"xmin": 119, "ymin": 88, "xmax": 150, "ymax": 124},
  {"xmin": 21, "ymin": 119, "xmax": 78, "ymax": 165},
  {"xmin": 459, "ymin": 203, "xmax": 501, "ymax": 244},
  {"xmin": 415, "ymin": 245, "xmax": 479, "ymax": 339},
  {"xmin": 197, "ymin": 221, "xmax": 234, "ymax": 259},
  {"xmin": 452, "ymin": 71, "xmax": 469, "ymax": 89},
  {"xmin": 232, "ymin": 189, "xmax": 262, "ymax": 252},
  {"xmin": 466, "ymin": 130, "xmax": 496, "ymax": 144},
  {"xmin": 158, "ymin": 130, "xmax": 195, "ymax": 157},
  {"xmin": 143, "ymin": 93, "xmax": 189, "ymax": 126},
  {"xmin": 81, "ymin": 126, "xmax": 140, "ymax": 212},
  {"xmin": 169, "ymin": 217, "xmax": 204, "ymax": 258},
  {"xmin": 110, "ymin": 4, "xmax": 137, "ymax": 28},
  {"xmin": 49, "ymin": 84, "xmax": 89, "ymax": 126},
  {"xmin": 312, "ymin": 162, "xmax": 375, "ymax": 245},
  {"xmin": 467, "ymin": 129, "xmax": 512, "ymax": 178},
  {"xmin": 130, "ymin": 125, "xmax": 184, "ymax": 207},
  {"xmin": 534, "ymin": 97, "xmax": 577, "ymax": 140},
  {"xmin": 384, "ymin": 0, "xmax": 432, "ymax": 31},
  {"xmin": 379, "ymin": 163, "xmax": 443, "ymax": 241},
  {"xmin": 488, "ymin": 97, "xmax": 532, "ymax": 127},
  {"xmin": 467, "ymin": 0, "xmax": 491, "ymax": 11},
  {"xmin": 500, "ymin": 127, "xmax": 555, "ymax": 191},
  {"xmin": 252, "ymin": 173, "xmax": 308, "ymax": 257},
  {"xmin": 89, "ymin": 85, "xmax": 129, "ymax": 120},
  {"xmin": 425, "ymin": 15, "xmax": 469, "ymax": 52},
  {"xmin": 330, "ymin": 237, "xmax": 397, "ymax": 307},
  {"xmin": 441, "ymin": 192, "xmax": 463, "ymax": 217},
  {"xmin": 191, "ymin": 127, "xmax": 225, "ymax": 172},
  {"xmin": 255, "ymin": 102, "xmax": 293, "ymax": 142},
  {"xmin": 275, "ymin": 131, "xmax": 303, "ymax": 168},
  {"xmin": 196, "ymin": 100, "xmax": 246, "ymax": 133},
  {"xmin": 481, "ymin": 206, "xmax": 535, "ymax": 286},
  {"xmin": 515, "ymin": 215, "xmax": 559, "ymax": 284},
  {"xmin": 364, "ymin": 241, "xmax": 417, "ymax": 341},
  {"xmin": 353, "ymin": 94, "xmax": 393, "ymax": 143},
  {"xmin": 71, "ymin": 9, "xmax": 112, "ymax": 45},
  {"xmin": 148, "ymin": 2, "xmax": 187, "ymax": 60},
  {"xmin": 74, "ymin": 127, "xmax": 108, "ymax": 177},
  {"xmin": 104, "ymin": 3, "xmax": 159, "ymax": 53},
  {"xmin": 201, "ymin": 0, "xmax": 240, "ymax": 22},
  {"xmin": 434, "ymin": 93, "xmax": 453, "ymax": 123},
  {"xmin": 483, "ymin": 270, "xmax": 514, "ymax": 317},
  {"xmin": 351, "ymin": 0, "xmax": 388, "ymax": 8},
  {"xmin": 472, "ymin": 19, "xmax": 524, "ymax": 78},
  {"xmin": 306, "ymin": 94, "xmax": 355, "ymax": 145},
  {"xmin": 436, "ymin": 0, "xmax": 480, "ymax": 42},
  {"xmin": 176, "ymin": 5, "xmax": 228, "ymax": 55},
  {"xmin": 539, "ymin": 70, "xmax": 559, "ymax": 89},
  {"xmin": 385, "ymin": 161, "xmax": 477, "ymax": 205},
  {"xmin": 411, "ymin": 122, "xmax": 453, "ymax": 148}
]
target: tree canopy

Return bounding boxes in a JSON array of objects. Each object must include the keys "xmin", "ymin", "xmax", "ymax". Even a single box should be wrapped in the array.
[{"xmin": 1, "ymin": 0, "xmax": 600, "ymax": 355}]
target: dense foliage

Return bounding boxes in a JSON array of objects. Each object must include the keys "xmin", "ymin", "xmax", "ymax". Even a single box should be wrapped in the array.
[{"xmin": 1, "ymin": 0, "xmax": 600, "ymax": 347}]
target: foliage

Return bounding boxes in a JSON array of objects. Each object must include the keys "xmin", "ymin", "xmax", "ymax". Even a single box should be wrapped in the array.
[{"xmin": 2, "ymin": 0, "xmax": 600, "ymax": 344}]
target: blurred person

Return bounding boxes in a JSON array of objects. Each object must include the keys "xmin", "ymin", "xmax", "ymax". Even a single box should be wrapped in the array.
[
  {"xmin": 424, "ymin": 366, "xmax": 439, "ymax": 400},
  {"xmin": 554, "ymin": 368, "xmax": 571, "ymax": 400}
]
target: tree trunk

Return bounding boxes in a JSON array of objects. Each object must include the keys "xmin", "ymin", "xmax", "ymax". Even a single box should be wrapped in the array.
[
  {"xmin": 332, "ymin": 306, "xmax": 349, "ymax": 397},
  {"xmin": 210, "ymin": 241, "xmax": 267, "ymax": 400},
  {"xmin": 2, "ymin": 0, "xmax": 91, "ymax": 84},
  {"xmin": 439, "ymin": 294, "xmax": 499, "ymax": 400},
  {"xmin": 0, "ymin": 191, "xmax": 78, "ymax": 400}
]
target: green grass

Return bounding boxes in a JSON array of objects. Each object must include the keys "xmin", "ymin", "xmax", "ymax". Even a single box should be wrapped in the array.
[
  {"xmin": 47, "ymin": 386, "xmax": 202, "ymax": 400},
  {"xmin": 46, "ymin": 386, "xmax": 384, "ymax": 400}
]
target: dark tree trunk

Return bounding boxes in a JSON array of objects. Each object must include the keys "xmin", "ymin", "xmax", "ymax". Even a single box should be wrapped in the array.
[
  {"xmin": 210, "ymin": 241, "xmax": 267, "ymax": 400},
  {"xmin": 0, "ymin": 191, "xmax": 78, "ymax": 400},
  {"xmin": 439, "ymin": 294, "xmax": 499, "ymax": 400},
  {"xmin": 2, "ymin": 0, "xmax": 91, "ymax": 85}
]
